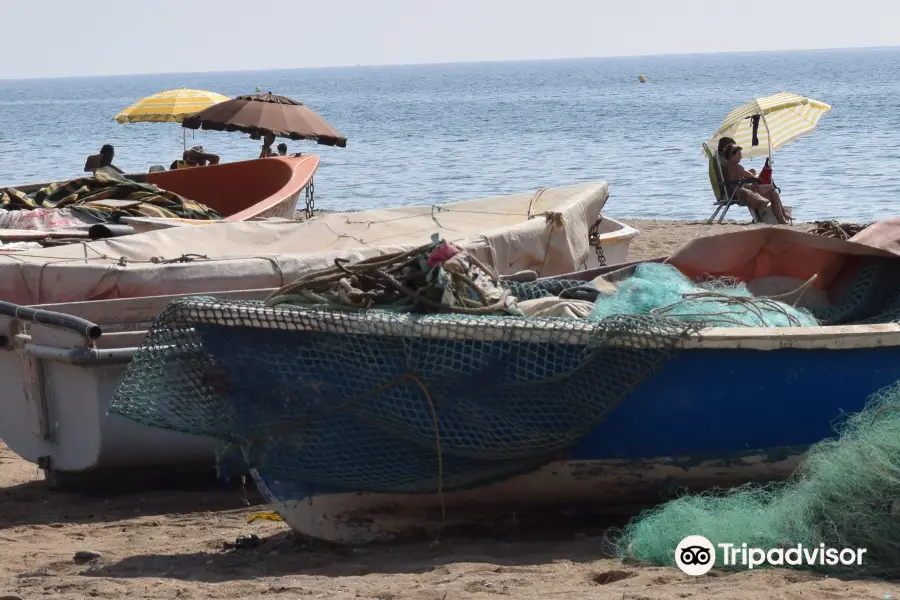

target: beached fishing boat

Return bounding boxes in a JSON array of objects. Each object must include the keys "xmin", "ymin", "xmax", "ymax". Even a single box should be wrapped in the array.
[
  {"xmin": 0, "ymin": 181, "xmax": 633, "ymax": 483},
  {"xmin": 147, "ymin": 154, "xmax": 319, "ymax": 221},
  {"xmin": 249, "ymin": 322, "xmax": 900, "ymax": 544},
  {"xmin": 0, "ymin": 181, "xmax": 631, "ymax": 305},
  {"xmin": 0, "ymin": 155, "xmax": 319, "ymax": 248},
  {"xmin": 99, "ymin": 225, "xmax": 900, "ymax": 543},
  {"xmin": 0, "ymin": 288, "xmax": 268, "ymax": 484}
]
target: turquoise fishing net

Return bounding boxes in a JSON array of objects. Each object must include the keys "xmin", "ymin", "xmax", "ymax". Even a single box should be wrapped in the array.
[
  {"xmin": 588, "ymin": 263, "xmax": 819, "ymax": 327},
  {"xmin": 613, "ymin": 381, "xmax": 900, "ymax": 577},
  {"xmin": 109, "ymin": 292, "xmax": 699, "ymax": 494}
]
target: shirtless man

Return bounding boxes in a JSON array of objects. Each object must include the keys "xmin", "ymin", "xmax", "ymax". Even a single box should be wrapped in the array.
[{"xmin": 84, "ymin": 144, "xmax": 124, "ymax": 174}]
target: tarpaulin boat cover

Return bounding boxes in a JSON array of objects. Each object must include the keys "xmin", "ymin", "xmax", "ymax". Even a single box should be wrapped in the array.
[{"xmin": 0, "ymin": 181, "xmax": 609, "ymax": 305}]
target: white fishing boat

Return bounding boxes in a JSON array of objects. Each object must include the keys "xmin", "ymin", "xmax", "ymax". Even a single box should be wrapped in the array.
[
  {"xmin": 0, "ymin": 289, "xmax": 267, "ymax": 486},
  {"xmin": 0, "ymin": 181, "xmax": 639, "ymax": 484},
  {"xmin": 0, "ymin": 181, "xmax": 636, "ymax": 305}
]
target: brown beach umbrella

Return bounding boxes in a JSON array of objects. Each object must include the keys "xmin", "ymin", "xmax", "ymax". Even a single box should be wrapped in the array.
[{"xmin": 181, "ymin": 92, "xmax": 347, "ymax": 148}]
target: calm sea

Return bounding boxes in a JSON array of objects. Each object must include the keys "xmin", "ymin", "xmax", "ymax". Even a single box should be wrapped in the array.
[{"xmin": 1, "ymin": 48, "xmax": 898, "ymax": 221}]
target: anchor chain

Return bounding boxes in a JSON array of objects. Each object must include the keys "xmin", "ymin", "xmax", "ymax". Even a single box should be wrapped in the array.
[
  {"xmin": 588, "ymin": 215, "xmax": 607, "ymax": 267},
  {"xmin": 304, "ymin": 176, "xmax": 316, "ymax": 220}
]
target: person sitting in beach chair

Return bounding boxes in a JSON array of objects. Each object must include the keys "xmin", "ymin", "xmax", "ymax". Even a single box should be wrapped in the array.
[
  {"xmin": 705, "ymin": 138, "xmax": 761, "ymax": 223},
  {"xmin": 722, "ymin": 144, "xmax": 791, "ymax": 225},
  {"xmin": 716, "ymin": 136, "xmax": 737, "ymax": 170},
  {"xmin": 84, "ymin": 144, "xmax": 124, "ymax": 174}
]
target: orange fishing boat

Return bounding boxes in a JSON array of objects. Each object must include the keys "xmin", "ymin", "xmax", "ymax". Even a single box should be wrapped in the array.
[
  {"xmin": 146, "ymin": 154, "xmax": 319, "ymax": 221},
  {"xmin": 0, "ymin": 155, "xmax": 319, "ymax": 248}
]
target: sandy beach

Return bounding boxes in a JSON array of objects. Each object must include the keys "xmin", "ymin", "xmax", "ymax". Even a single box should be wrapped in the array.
[{"xmin": 1, "ymin": 219, "xmax": 893, "ymax": 600}]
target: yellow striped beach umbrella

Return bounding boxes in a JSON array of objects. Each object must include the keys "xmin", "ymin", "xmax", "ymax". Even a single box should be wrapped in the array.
[
  {"xmin": 114, "ymin": 88, "xmax": 230, "ymax": 123},
  {"xmin": 706, "ymin": 92, "xmax": 832, "ymax": 160}
]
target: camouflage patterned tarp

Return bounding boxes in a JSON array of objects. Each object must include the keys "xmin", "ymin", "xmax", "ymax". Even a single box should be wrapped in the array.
[{"xmin": 0, "ymin": 169, "xmax": 221, "ymax": 223}]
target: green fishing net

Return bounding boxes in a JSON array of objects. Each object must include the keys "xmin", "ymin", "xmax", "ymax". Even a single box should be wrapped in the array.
[
  {"xmin": 613, "ymin": 381, "xmax": 900, "ymax": 578},
  {"xmin": 588, "ymin": 263, "xmax": 819, "ymax": 327}
]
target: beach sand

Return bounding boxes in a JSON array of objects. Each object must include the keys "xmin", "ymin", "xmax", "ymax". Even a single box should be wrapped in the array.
[
  {"xmin": 1, "ymin": 219, "xmax": 893, "ymax": 600},
  {"xmin": 623, "ymin": 219, "xmax": 790, "ymax": 261}
]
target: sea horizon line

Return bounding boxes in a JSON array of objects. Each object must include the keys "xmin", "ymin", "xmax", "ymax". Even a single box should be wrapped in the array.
[{"xmin": 2, "ymin": 44, "xmax": 898, "ymax": 83}]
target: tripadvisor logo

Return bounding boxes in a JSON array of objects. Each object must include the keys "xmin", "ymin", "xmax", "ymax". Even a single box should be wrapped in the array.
[
  {"xmin": 675, "ymin": 536, "xmax": 716, "ymax": 575},
  {"xmin": 675, "ymin": 535, "xmax": 867, "ymax": 575}
]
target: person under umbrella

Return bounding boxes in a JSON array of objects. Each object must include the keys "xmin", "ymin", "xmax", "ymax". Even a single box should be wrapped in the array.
[
  {"xmin": 259, "ymin": 133, "xmax": 277, "ymax": 158},
  {"xmin": 721, "ymin": 143, "xmax": 791, "ymax": 224},
  {"xmin": 170, "ymin": 146, "xmax": 220, "ymax": 170}
]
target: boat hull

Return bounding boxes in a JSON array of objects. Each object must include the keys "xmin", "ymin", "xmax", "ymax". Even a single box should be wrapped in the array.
[
  {"xmin": 250, "ymin": 338, "xmax": 900, "ymax": 543},
  {"xmin": 0, "ymin": 288, "xmax": 277, "ymax": 479},
  {"xmin": 254, "ymin": 453, "xmax": 803, "ymax": 544},
  {"xmin": 145, "ymin": 155, "xmax": 319, "ymax": 222}
]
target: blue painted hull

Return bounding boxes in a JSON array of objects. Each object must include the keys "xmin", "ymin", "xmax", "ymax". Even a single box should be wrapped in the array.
[
  {"xmin": 570, "ymin": 345, "xmax": 900, "ymax": 462},
  {"xmin": 235, "ymin": 338, "xmax": 900, "ymax": 506}
]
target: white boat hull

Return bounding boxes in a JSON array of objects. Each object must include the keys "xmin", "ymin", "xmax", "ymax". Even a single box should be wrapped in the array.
[
  {"xmin": 0, "ymin": 288, "xmax": 277, "ymax": 480},
  {"xmin": 0, "ymin": 358, "xmax": 213, "ymax": 473},
  {"xmin": 251, "ymin": 454, "xmax": 802, "ymax": 545}
]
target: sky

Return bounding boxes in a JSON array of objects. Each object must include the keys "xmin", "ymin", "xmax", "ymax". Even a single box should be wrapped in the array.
[{"xmin": 2, "ymin": 0, "xmax": 900, "ymax": 79}]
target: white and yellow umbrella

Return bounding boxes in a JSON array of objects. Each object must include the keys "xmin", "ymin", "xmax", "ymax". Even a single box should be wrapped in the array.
[
  {"xmin": 706, "ymin": 92, "xmax": 831, "ymax": 161},
  {"xmin": 114, "ymin": 88, "xmax": 230, "ymax": 150},
  {"xmin": 114, "ymin": 88, "xmax": 229, "ymax": 123}
]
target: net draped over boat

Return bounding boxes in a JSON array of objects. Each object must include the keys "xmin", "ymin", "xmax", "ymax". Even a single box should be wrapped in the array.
[
  {"xmin": 108, "ymin": 236, "xmax": 900, "ymax": 496},
  {"xmin": 109, "ymin": 292, "xmax": 698, "ymax": 494}
]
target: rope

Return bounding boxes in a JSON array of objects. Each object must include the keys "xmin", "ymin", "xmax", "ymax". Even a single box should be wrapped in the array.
[
  {"xmin": 649, "ymin": 291, "xmax": 808, "ymax": 327},
  {"xmin": 525, "ymin": 188, "xmax": 548, "ymax": 219},
  {"xmin": 265, "ymin": 240, "xmax": 510, "ymax": 315},
  {"xmin": 807, "ymin": 220, "xmax": 872, "ymax": 240},
  {"xmin": 405, "ymin": 372, "xmax": 446, "ymax": 526}
]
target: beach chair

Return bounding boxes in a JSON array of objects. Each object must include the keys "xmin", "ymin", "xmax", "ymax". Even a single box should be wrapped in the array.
[{"xmin": 704, "ymin": 142, "xmax": 762, "ymax": 224}]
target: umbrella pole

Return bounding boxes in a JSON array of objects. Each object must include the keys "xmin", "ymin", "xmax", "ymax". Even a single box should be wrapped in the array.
[
  {"xmin": 183, "ymin": 128, "xmax": 187, "ymax": 152},
  {"xmin": 761, "ymin": 113, "xmax": 773, "ymax": 164}
]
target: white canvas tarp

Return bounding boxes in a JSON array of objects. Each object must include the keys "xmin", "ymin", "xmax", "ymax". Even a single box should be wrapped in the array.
[{"xmin": 0, "ymin": 181, "xmax": 609, "ymax": 305}]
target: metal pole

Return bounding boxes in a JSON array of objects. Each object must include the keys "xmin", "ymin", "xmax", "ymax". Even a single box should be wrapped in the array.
[{"xmin": 760, "ymin": 112, "xmax": 773, "ymax": 165}]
